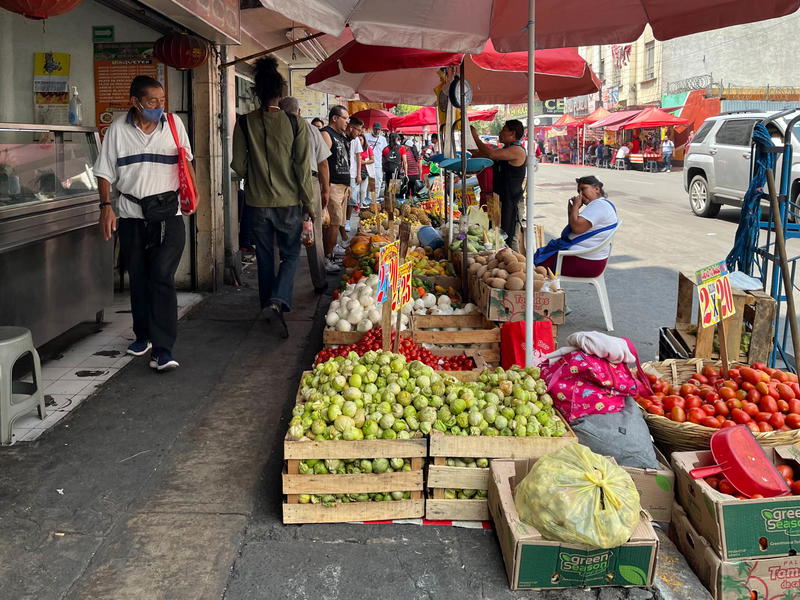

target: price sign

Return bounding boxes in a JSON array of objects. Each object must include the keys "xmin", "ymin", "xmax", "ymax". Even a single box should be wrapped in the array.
[
  {"xmin": 696, "ymin": 261, "xmax": 735, "ymax": 328},
  {"xmin": 395, "ymin": 261, "xmax": 413, "ymax": 310},
  {"xmin": 376, "ymin": 241, "xmax": 399, "ymax": 305}
]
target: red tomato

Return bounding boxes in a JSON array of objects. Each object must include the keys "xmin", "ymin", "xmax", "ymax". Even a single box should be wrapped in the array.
[
  {"xmin": 695, "ymin": 374, "xmax": 709, "ymax": 385},
  {"xmin": 788, "ymin": 399, "xmax": 800, "ymax": 414},
  {"xmin": 741, "ymin": 381, "xmax": 756, "ymax": 392},
  {"xmin": 742, "ymin": 402, "xmax": 760, "ymax": 417},
  {"xmin": 663, "ymin": 396, "xmax": 686, "ymax": 411},
  {"xmin": 773, "ymin": 370, "xmax": 789, "ymax": 383},
  {"xmin": 700, "ymin": 403, "xmax": 716, "ymax": 415},
  {"xmin": 721, "ymin": 419, "xmax": 737, "ymax": 428},
  {"xmin": 770, "ymin": 412, "xmax": 786, "ymax": 430},
  {"xmin": 728, "ymin": 368, "xmax": 741, "ymax": 379},
  {"xmin": 751, "ymin": 362, "xmax": 767, "ymax": 371},
  {"xmin": 704, "ymin": 391, "xmax": 720, "ymax": 403},
  {"xmin": 776, "ymin": 465, "xmax": 795, "ymax": 480},
  {"xmin": 755, "ymin": 381, "xmax": 771, "ymax": 396},
  {"xmin": 701, "ymin": 416, "xmax": 722, "ymax": 429},
  {"xmin": 746, "ymin": 389, "xmax": 761, "ymax": 404},
  {"xmin": 786, "ymin": 413, "xmax": 800, "ymax": 429},
  {"xmin": 669, "ymin": 385, "xmax": 682, "ymax": 396},
  {"xmin": 776, "ymin": 383, "xmax": 795, "ymax": 400},
  {"xmin": 682, "ymin": 395, "xmax": 701, "ymax": 409},
  {"xmin": 718, "ymin": 480, "xmax": 736, "ymax": 495},
  {"xmin": 716, "ymin": 415, "xmax": 727, "ymax": 425},
  {"xmin": 791, "ymin": 480, "xmax": 800, "ymax": 495},
  {"xmin": 777, "ymin": 399, "xmax": 790, "ymax": 413},
  {"xmin": 687, "ymin": 408, "xmax": 706, "ymax": 424},
  {"xmin": 746, "ymin": 422, "xmax": 761, "ymax": 434},
  {"xmin": 713, "ymin": 401, "xmax": 730, "ymax": 417},
  {"xmin": 702, "ymin": 365, "xmax": 718, "ymax": 378},
  {"xmin": 647, "ymin": 405, "xmax": 665, "ymax": 417},
  {"xmin": 670, "ymin": 406, "xmax": 687, "ymax": 423},
  {"xmin": 731, "ymin": 408, "xmax": 752, "ymax": 424},
  {"xmin": 646, "ymin": 373, "xmax": 659, "ymax": 384},
  {"xmin": 755, "ymin": 411, "xmax": 774, "ymax": 423},
  {"xmin": 719, "ymin": 387, "xmax": 736, "ymax": 401},
  {"xmin": 791, "ymin": 383, "xmax": 800, "ymax": 397},
  {"xmin": 723, "ymin": 380, "xmax": 740, "ymax": 391},
  {"xmin": 680, "ymin": 383, "xmax": 698, "ymax": 397},
  {"xmin": 740, "ymin": 367, "xmax": 762, "ymax": 385},
  {"xmin": 759, "ymin": 396, "xmax": 779, "ymax": 414},
  {"xmin": 704, "ymin": 476, "xmax": 720, "ymax": 490},
  {"xmin": 757, "ymin": 421, "xmax": 774, "ymax": 432}
]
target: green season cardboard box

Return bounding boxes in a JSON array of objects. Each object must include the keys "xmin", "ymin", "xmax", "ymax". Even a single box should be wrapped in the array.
[
  {"xmin": 488, "ymin": 458, "xmax": 658, "ymax": 591},
  {"xmin": 623, "ymin": 446, "xmax": 675, "ymax": 523},
  {"xmin": 672, "ymin": 503, "xmax": 800, "ymax": 600},
  {"xmin": 673, "ymin": 446, "xmax": 800, "ymax": 560}
]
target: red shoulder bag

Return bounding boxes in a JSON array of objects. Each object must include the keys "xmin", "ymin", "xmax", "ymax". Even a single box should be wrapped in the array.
[{"xmin": 166, "ymin": 113, "xmax": 198, "ymax": 215}]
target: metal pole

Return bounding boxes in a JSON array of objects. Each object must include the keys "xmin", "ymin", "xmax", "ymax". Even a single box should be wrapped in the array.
[
  {"xmin": 460, "ymin": 60, "xmax": 467, "ymax": 230},
  {"xmin": 524, "ymin": 0, "xmax": 536, "ymax": 366}
]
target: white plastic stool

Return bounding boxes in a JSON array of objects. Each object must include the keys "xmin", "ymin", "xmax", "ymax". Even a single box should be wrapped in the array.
[
  {"xmin": 0, "ymin": 327, "xmax": 46, "ymax": 445},
  {"xmin": 614, "ymin": 158, "xmax": 626, "ymax": 170}
]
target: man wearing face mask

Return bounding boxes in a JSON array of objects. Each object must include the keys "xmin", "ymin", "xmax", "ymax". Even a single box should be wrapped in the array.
[{"xmin": 94, "ymin": 75, "xmax": 195, "ymax": 372}]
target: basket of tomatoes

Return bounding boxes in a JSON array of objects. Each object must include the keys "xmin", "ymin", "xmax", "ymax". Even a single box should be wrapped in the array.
[{"xmin": 636, "ymin": 358, "xmax": 800, "ymax": 454}]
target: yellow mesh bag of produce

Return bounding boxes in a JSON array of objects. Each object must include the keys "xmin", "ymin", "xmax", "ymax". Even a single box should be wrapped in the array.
[{"xmin": 513, "ymin": 444, "xmax": 641, "ymax": 549}]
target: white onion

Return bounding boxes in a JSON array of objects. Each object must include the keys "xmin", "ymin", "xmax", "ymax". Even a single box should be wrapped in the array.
[
  {"xmin": 423, "ymin": 294, "xmax": 437, "ymax": 309},
  {"xmin": 325, "ymin": 312, "xmax": 340, "ymax": 327},
  {"xmin": 346, "ymin": 308, "xmax": 364, "ymax": 325},
  {"xmin": 356, "ymin": 318, "xmax": 373, "ymax": 332},
  {"xmin": 335, "ymin": 319, "xmax": 352, "ymax": 331}
]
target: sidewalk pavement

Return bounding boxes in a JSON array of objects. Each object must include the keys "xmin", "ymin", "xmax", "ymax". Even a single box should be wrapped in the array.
[{"xmin": 0, "ymin": 255, "xmax": 709, "ymax": 600}]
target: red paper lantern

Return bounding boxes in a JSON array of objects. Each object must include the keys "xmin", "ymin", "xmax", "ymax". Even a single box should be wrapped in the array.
[
  {"xmin": 153, "ymin": 32, "xmax": 209, "ymax": 71},
  {"xmin": 0, "ymin": 0, "xmax": 83, "ymax": 19}
]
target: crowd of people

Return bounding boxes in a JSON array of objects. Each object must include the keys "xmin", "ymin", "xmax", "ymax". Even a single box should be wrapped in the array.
[{"xmin": 543, "ymin": 130, "xmax": 681, "ymax": 172}]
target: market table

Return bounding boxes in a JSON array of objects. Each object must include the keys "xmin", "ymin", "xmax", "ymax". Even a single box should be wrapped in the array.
[{"xmin": 629, "ymin": 152, "xmax": 662, "ymax": 172}]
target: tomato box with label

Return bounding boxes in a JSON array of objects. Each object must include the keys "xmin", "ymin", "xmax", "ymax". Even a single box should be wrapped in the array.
[
  {"xmin": 672, "ymin": 504, "xmax": 800, "ymax": 600},
  {"xmin": 489, "ymin": 458, "xmax": 658, "ymax": 591},
  {"xmin": 672, "ymin": 446, "xmax": 800, "ymax": 560}
]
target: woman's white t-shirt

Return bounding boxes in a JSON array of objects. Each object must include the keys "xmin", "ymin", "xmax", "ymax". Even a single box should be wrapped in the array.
[{"xmin": 567, "ymin": 198, "xmax": 617, "ymax": 260}]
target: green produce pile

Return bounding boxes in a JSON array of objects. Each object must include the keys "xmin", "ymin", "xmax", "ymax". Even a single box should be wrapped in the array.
[
  {"xmin": 298, "ymin": 458, "xmax": 412, "ymax": 474},
  {"xmin": 441, "ymin": 489, "xmax": 488, "ymax": 500},
  {"xmin": 288, "ymin": 352, "xmax": 567, "ymax": 442},
  {"xmin": 444, "ymin": 457, "xmax": 489, "ymax": 468},
  {"xmin": 298, "ymin": 492, "xmax": 414, "ymax": 506}
]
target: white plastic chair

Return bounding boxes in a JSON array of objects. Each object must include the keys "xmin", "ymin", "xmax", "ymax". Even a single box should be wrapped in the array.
[{"xmin": 554, "ymin": 220, "xmax": 621, "ymax": 331}]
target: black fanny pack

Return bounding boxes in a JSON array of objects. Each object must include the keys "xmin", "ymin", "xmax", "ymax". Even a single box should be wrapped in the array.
[{"xmin": 125, "ymin": 190, "xmax": 178, "ymax": 222}]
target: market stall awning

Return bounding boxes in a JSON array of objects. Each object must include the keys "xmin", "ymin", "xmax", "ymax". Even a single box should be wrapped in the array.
[
  {"xmin": 258, "ymin": 0, "xmax": 800, "ymax": 52},
  {"xmin": 305, "ymin": 41, "xmax": 600, "ymax": 104},
  {"xmin": 350, "ymin": 108, "xmax": 396, "ymax": 128},
  {"xmin": 386, "ymin": 106, "xmax": 498, "ymax": 130},
  {"xmin": 551, "ymin": 114, "xmax": 580, "ymax": 128},
  {"xmin": 580, "ymin": 106, "xmax": 611, "ymax": 125},
  {"xmin": 589, "ymin": 110, "xmax": 642, "ymax": 131},
  {"xmin": 620, "ymin": 107, "xmax": 691, "ymax": 129}
]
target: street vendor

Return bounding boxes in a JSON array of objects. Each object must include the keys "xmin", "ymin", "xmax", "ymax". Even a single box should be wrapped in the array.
[
  {"xmin": 534, "ymin": 175, "xmax": 618, "ymax": 277},
  {"xmin": 470, "ymin": 120, "xmax": 527, "ymax": 249}
]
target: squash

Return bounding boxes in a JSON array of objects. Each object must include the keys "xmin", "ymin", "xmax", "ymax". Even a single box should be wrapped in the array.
[
  {"xmin": 342, "ymin": 255, "xmax": 359, "ymax": 268},
  {"xmin": 351, "ymin": 241, "xmax": 371, "ymax": 257}
]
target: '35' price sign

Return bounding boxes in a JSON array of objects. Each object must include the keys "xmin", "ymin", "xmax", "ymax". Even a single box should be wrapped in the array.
[{"xmin": 696, "ymin": 261, "xmax": 735, "ymax": 328}]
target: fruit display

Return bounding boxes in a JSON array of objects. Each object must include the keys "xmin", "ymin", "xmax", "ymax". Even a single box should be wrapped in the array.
[
  {"xmin": 450, "ymin": 224, "xmax": 501, "ymax": 253},
  {"xmin": 443, "ymin": 457, "xmax": 490, "ymax": 468},
  {"xmin": 636, "ymin": 362, "xmax": 800, "ymax": 433},
  {"xmin": 297, "ymin": 492, "xmax": 415, "ymax": 506},
  {"xmin": 298, "ymin": 457, "xmax": 413, "ymax": 474},
  {"xmin": 468, "ymin": 248, "xmax": 556, "ymax": 291},
  {"xmin": 406, "ymin": 247, "xmax": 457, "ymax": 277},
  {"xmin": 433, "ymin": 366, "xmax": 569, "ymax": 438},
  {"xmin": 358, "ymin": 205, "xmax": 428, "ymax": 232},
  {"xmin": 441, "ymin": 488, "xmax": 488, "ymax": 500},
  {"xmin": 418, "ymin": 198, "xmax": 460, "ymax": 227},
  {"xmin": 702, "ymin": 461, "xmax": 800, "ymax": 498},
  {"xmin": 341, "ymin": 234, "xmax": 385, "ymax": 271},
  {"xmin": 315, "ymin": 327, "xmax": 476, "ymax": 372}
]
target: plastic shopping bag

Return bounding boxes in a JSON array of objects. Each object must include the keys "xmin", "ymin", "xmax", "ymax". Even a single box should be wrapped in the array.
[{"xmin": 514, "ymin": 444, "xmax": 641, "ymax": 549}]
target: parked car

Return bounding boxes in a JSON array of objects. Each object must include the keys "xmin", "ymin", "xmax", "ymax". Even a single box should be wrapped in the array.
[{"xmin": 683, "ymin": 109, "xmax": 800, "ymax": 218}]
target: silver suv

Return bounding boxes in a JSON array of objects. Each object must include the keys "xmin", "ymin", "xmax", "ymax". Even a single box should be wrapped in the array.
[{"xmin": 684, "ymin": 109, "xmax": 800, "ymax": 218}]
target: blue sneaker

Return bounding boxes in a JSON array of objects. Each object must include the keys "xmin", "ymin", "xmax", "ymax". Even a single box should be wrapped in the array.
[
  {"xmin": 127, "ymin": 340, "xmax": 152, "ymax": 356},
  {"xmin": 149, "ymin": 348, "xmax": 179, "ymax": 371}
]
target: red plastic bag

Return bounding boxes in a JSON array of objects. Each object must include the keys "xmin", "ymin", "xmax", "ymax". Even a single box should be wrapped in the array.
[
  {"xmin": 501, "ymin": 321, "xmax": 555, "ymax": 370},
  {"xmin": 166, "ymin": 113, "xmax": 198, "ymax": 215}
]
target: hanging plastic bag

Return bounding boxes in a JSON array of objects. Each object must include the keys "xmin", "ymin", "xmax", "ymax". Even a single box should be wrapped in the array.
[{"xmin": 514, "ymin": 444, "xmax": 641, "ymax": 549}]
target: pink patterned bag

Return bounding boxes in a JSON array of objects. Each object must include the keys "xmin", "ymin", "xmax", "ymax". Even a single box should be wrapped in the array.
[{"xmin": 542, "ymin": 339, "xmax": 652, "ymax": 422}]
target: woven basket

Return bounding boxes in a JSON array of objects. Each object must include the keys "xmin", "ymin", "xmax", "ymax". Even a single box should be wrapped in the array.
[{"xmin": 641, "ymin": 358, "xmax": 800, "ymax": 453}]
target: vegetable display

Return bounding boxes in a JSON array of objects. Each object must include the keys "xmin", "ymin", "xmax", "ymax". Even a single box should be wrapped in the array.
[
  {"xmin": 315, "ymin": 327, "xmax": 476, "ymax": 372},
  {"xmin": 297, "ymin": 492, "xmax": 414, "ymax": 506},
  {"xmin": 468, "ymin": 248, "xmax": 556, "ymax": 291},
  {"xmin": 450, "ymin": 224, "xmax": 500, "ymax": 253},
  {"xmin": 636, "ymin": 363, "xmax": 800, "ymax": 432},
  {"xmin": 298, "ymin": 457, "xmax": 413, "ymax": 474},
  {"xmin": 703, "ymin": 460, "xmax": 800, "ymax": 499}
]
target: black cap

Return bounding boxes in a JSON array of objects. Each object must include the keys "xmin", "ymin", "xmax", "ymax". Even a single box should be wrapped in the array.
[{"xmin": 576, "ymin": 175, "xmax": 603, "ymax": 187}]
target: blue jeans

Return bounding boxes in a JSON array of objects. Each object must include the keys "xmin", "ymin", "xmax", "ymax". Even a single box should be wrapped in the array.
[
  {"xmin": 663, "ymin": 152, "xmax": 673, "ymax": 171},
  {"xmin": 249, "ymin": 204, "xmax": 303, "ymax": 311}
]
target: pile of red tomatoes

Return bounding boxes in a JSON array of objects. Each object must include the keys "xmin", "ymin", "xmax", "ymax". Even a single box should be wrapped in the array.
[
  {"xmin": 636, "ymin": 363, "xmax": 800, "ymax": 433},
  {"xmin": 314, "ymin": 327, "xmax": 476, "ymax": 372},
  {"xmin": 704, "ymin": 463, "xmax": 800, "ymax": 499}
]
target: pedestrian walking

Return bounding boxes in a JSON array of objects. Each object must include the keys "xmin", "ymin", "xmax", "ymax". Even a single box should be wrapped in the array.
[
  {"xmin": 661, "ymin": 136, "xmax": 675, "ymax": 172},
  {"xmin": 382, "ymin": 132, "xmax": 408, "ymax": 190},
  {"xmin": 319, "ymin": 105, "xmax": 353, "ymax": 272},
  {"xmin": 364, "ymin": 122, "xmax": 388, "ymax": 200},
  {"xmin": 405, "ymin": 137, "xmax": 422, "ymax": 196},
  {"xmin": 231, "ymin": 57, "xmax": 314, "ymax": 338},
  {"xmin": 94, "ymin": 74, "xmax": 195, "ymax": 371},
  {"xmin": 357, "ymin": 133, "xmax": 374, "ymax": 207},
  {"xmin": 278, "ymin": 96, "xmax": 331, "ymax": 295},
  {"xmin": 345, "ymin": 116, "xmax": 365, "ymax": 234}
]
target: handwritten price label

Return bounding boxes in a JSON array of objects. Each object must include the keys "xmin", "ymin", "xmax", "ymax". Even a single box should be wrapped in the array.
[
  {"xmin": 395, "ymin": 261, "xmax": 413, "ymax": 310},
  {"xmin": 376, "ymin": 241, "xmax": 399, "ymax": 305},
  {"xmin": 696, "ymin": 261, "xmax": 735, "ymax": 328}
]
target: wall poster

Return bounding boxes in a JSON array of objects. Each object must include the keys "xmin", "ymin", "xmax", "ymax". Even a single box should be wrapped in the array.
[{"xmin": 33, "ymin": 52, "xmax": 71, "ymax": 125}]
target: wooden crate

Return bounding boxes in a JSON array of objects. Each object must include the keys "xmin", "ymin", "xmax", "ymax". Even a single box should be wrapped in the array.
[
  {"xmin": 674, "ymin": 271, "xmax": 776, "ymax": 364},
  {"xmin": 282, "ymin": 437, "xmax": 426, "ymax": 524},
  {"xmin": 424, "ymin": 423, "xmax": 577, "ymax": 521},
  {"xmin": 409, "ymin": 313, "xmax": 501, "ymax": 365}
]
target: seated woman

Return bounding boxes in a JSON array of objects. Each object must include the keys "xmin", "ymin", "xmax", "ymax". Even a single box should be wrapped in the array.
[{"xmin": 534, "ymin": 175, "xmax": 618, "ymax": 278}]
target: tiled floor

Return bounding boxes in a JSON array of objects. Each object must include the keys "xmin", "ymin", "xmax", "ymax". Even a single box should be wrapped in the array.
[{"xmin": 7, "ymin": 292, "xmax": 203, "ymax": 444}]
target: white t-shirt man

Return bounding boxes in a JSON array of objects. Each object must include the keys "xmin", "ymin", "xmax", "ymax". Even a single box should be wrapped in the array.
[
  {"xmin": 94, "ymin": 111, "xmax": 192, "ymax": 218},
  {"xmin": 615, "ymin": 145, "xmax": 630, "ymax": 160},
  {"xmin": 364, "ymin": 131, "xmax": 387, "ymax": 171},
  {"xmin": 349, "ymin": 136, "xmax": 363, "ymax": 179},
  {"xmin": 567, "ymin": 198, "xmax": 618, "ymax": 260},
  {"xmin": 661, "ymin": 139, "xmax": 675, "ymax": 155}
]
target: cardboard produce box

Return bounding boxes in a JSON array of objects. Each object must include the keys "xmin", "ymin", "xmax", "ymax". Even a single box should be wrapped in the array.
[
  {"xmin": 488, "ymin": 458, "xmax": 658, "ymax": 591},
  {"xmin": 477, "ymin": 280, "xmax": 566, "ymax": 324},
  {"xmin": 672, "ymin": 503, "xmax": 800, "ymax": 600},
  {"xmin": 623, "ymin": 447, "xmax": 675, "ymax": 523},
  {"xmin": 672, "ymin": 445, "xmax": 800, "ymax": 560}
]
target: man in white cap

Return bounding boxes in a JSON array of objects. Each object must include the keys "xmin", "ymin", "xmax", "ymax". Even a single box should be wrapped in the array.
[{"xmin": 363, "ymin": 121, "xmax": 388, "ymax": 200}]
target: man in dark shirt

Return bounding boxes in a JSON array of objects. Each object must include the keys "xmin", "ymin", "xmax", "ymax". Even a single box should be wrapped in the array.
[{"xmin": 320, "ymin": 105, "xmax": 351, "ymax": 272}]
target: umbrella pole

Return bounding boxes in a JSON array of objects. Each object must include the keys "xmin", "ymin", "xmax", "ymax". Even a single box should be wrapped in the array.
[
  {"xmin": 460, "ymin": 60, "xmax": 468, "ymax": 234},
  {"xmin": 524, "ymin": 0, "xmax": 536, "ymax": 367}
]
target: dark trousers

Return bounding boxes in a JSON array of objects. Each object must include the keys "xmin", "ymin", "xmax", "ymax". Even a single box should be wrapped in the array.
[
  {"xmin": 249, "ymin": 204, "xmax": 303, "ymax": 311},
  {"xmin": 662, "ymin": 152, "xmax": 673, "ymax": 171},
  {"xmin": 501, "ymin": 196, "xmax": 521, "ymax": 246},
  {"xmin": 118, "ymin": 216, "xmax": 186, "ymax": 352}
]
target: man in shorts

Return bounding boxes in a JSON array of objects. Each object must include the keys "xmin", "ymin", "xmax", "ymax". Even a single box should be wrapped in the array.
[
  {"xmin": 320, "ymin": 105, "xmax": 352, "ymax": 272},
  {"xmin": 344, "ymin": 116, "xmax": 364, "ymax": 236}
]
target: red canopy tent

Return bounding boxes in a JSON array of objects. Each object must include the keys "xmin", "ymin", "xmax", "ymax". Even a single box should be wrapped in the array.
[
  {"xmin": 580, "ymin": 106, "xmax": 611, "ymax": 125},
  {"xmin": 387, "ymin": 106, "xmax": 498, "ymax": 131},
  {"xmin": 350, "ymin": 108, "xmax": 395, "ymax": 129},
  {"xmin": 621, "ymin": 107, "xmax": 690, "ymax": 129},
  {"xmin": 589, "ymin": 109, "xmax": 642, "ymax": 131},
  {"xmin": 305, "ymin": 41, "xmax": 599, "ymax": 105}
]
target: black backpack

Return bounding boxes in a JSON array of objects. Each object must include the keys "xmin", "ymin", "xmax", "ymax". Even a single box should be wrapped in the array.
[{"xmin": 383, "ymin": 144, "xmax": 402, "ymax": 176}]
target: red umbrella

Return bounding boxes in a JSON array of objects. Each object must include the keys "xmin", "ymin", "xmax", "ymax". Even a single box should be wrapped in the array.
[
  {"xmin": 621, "ymin": 107, "xmax": 690, "ymax": 129},
  {"xmin": 387, "ymin": 106, "xmax": 498, "ymax": 131},
  {"xmin": 261, "ymin": 0, "xmax": 800, "ymax": 53},
  {"xmin": 350, "ymin": 108, "xmax": 395, "ymax": 128},
  {"xmin": 580, "ymin": 106, "xmax": 611, "ymax": 125},
  {"xmin": 305, "ymin": 41, "xmax": 599, "ymax": 104}
]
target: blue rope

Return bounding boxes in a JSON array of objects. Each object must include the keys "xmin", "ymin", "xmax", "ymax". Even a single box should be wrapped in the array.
[{"xmin": 726, "ymin": 123, "xmax": 776, "ymax": 275}]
